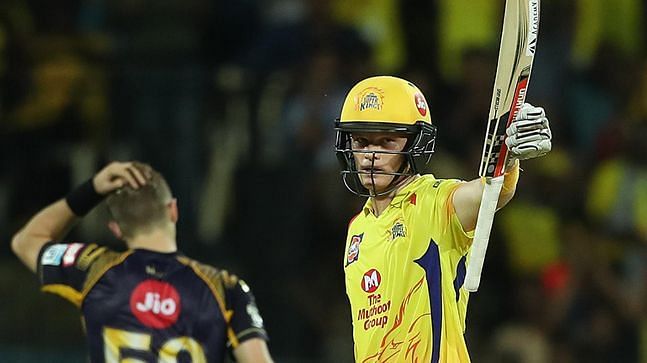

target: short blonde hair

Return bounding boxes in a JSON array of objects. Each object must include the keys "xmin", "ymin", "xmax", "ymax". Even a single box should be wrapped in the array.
[{"xmin": 105, "ymin": 162, "xmax": 173, "ymax": 238}]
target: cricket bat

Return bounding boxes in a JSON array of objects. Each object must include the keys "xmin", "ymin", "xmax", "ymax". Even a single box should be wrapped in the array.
[{"xmin": 464, "ymin": 0, "xmax": 541, "ymax": 292}]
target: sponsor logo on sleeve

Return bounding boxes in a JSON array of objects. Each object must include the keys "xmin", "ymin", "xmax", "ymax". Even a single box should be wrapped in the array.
[
  {"xmin": 345, "ymin": 233, "xmax": 364, "ymax": 267},
  {"xmin": 130, "ymin": 280, "xmax": 181, "ymax": 329},
  {"xmin": 41, "ymin": 244, "xmax": 68, "ymax": 266},
  {"xmin": 62, "ymin": 243, "xmax": 84, "ymax": 267}
]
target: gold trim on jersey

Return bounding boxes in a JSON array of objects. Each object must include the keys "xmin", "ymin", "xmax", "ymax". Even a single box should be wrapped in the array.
[
  {"xmin": 76, "ymin": 244, "xmax": 108, "ymax": 271},
  {"xmin": 41, "ymin": 284, "xmax": 83, "ymax": 307},
  {"xmin": 227, "ymin": 326, "xmax": 240, "ymax": 348},
  {"xmin": 81, "ymin": 250, "xmax": 134, "ymax": 301},
  {"xmin": 177, "ymin": 257, "xmax": 240, "ymax": 348},
  {"xmin": 40, "ymin": 246, "xmax": 128, "ymax": 308}
]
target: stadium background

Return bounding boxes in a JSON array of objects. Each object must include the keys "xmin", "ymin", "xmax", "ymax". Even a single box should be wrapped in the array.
[{"xmin": 0, "ymin": 0, "xmax": 646, "ymax": 362}]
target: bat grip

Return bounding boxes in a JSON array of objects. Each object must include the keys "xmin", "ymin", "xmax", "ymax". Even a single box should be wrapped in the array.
[{"xmin": 464, "ymin": 175, "xmax": 505, "ymax": 292}]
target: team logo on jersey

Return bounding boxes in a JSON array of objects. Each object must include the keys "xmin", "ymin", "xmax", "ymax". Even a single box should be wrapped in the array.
[
  {"xmin": 414, "ymin": 93, "xmax": 428, "ymax": 116},
  {"xmin": 390, "ymin": 221, "xmax": 407, "ymax": 241},
  {"xmin": 361, "ymin": 269, "xmax": 382, "ymax": 293},
  {"xmin": 130, "ymin": 279, "xmax": 181, "ymax": 329},
  {"xmin": 356, "ymin": 87, "xmax": 384, "ymax": 111},
  {"xmin": 346, "ymin": 233, "xmax": 364, "ymax": 267}
]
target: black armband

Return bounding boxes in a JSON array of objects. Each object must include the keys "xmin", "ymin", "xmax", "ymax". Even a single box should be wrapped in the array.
[{"xmin": 65, "ymin": 178, "xmax": 105, "ymax": 216}]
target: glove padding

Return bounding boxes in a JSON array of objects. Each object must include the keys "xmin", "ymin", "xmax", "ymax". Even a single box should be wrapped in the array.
[{"xmin": 505, "ymin": 103, "xmax": 552, "ymax": 160}]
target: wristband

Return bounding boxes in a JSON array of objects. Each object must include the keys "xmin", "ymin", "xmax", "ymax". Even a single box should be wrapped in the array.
[
  {"xmin": 478, "ymin": 160, "xmax": 520, "ymax": 193},
  {"xmin": 65, "ymin": 178, "xmax": 105, "ymax": 216},
  {"xmin": 501, "ymin": 159, "xmax": 520, "ymax": 194}
]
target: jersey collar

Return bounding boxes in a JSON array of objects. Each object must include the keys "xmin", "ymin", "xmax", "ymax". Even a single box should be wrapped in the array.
[{"xmin": 363, "ymin": 175, "xmax": 429, "ymax": 216}]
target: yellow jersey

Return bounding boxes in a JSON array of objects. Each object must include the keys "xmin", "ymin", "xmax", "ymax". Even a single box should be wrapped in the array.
[{"xmin": 343, "ymin": 175, "xmax": 473, "ymax": 363}]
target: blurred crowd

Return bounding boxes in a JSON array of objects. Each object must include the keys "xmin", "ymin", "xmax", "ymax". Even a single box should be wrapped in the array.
[{"xmin": 1, "ymin": 0, "xmax": 646, "ymax": 362}]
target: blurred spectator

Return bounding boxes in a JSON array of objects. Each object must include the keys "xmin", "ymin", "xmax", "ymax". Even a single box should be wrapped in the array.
[
  {"xmin": 436, "ymin": 0, "xmax": 501, "ymax": 82},
  {"xmin": 435, "ymin": 47, "xmax": 496, "ymax": 164},
  {"xmin": 107, "ymin": 0, "xmax": 212, "ymax": 241},
  {"xmin": 551, "ymin": 221, "xmax": 641, "ymax": 362},
  {"xmin": 571, "ymin": 0, "xmax": 644, "ymax": 69},
  {"xmin": 332, "ymin": 0, "xmax": 406, "ymax": 73},
  {"xmin": 0, "ymin": 1, "xmax": 110, "ymax": 240},
  {"xmin": 566, "ymin": 43, "xmax": 642, "ymax": 158},
  {"xmin": 488, "ymin": 279, "xmax": 551, "ymax": 363},
  {"xmin": 586, "ymin": 119, "xmax": 647, "ymax": 241}
]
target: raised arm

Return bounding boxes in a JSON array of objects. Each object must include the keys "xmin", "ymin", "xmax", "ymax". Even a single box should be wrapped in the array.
[
  {"xmin": 452, "ymin": 103, "xmax": 552, "ymax": 232},
  {"xmin": 11, "ymin": 162, "xmax": 148, "ymax": 272},
  {"xmin": 11, "ymin": 200, "xmax": 79, "ymax": 272},
  {"xmin": 453, "ymin": 161, "xmax": 520, "ymax": 232}
]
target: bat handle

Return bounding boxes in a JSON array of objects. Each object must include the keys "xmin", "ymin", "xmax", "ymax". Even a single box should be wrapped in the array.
[{"xmin": 464, "ymin": 175, "xmax": 505, "ymax": 292}]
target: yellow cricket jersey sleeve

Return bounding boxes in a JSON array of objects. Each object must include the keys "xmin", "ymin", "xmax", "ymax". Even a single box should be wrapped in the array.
[
  {"xmin": 426, "ymin": 177, "xmax": 474, "ymax": 254},
  {"xmin": 343, "ymin": 175, "xmax": 473, "ymax": 363}
]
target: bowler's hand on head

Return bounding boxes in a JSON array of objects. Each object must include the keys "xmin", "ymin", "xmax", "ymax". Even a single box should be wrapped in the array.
[{"xmin": 93, "ymin": 162, "xmax": 151, "ymax": 195}]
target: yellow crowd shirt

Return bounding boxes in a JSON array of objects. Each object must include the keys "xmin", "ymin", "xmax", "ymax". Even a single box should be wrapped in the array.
[{"xmin": 343, "ymin": 175, "xmax": 474, "ymax": 362}]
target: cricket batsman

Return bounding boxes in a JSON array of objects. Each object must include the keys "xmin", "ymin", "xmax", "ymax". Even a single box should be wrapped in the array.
[{"xmin": 334, "ymin": 76, "xmax": 552, "ymax": 362}]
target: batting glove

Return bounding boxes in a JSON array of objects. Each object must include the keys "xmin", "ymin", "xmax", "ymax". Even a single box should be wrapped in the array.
[{"xmin": 505, "ymin": 103, "xmax": 552, "ymax": 160}]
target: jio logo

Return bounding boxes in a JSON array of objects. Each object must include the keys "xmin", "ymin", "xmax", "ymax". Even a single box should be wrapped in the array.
[
  {"xmin": 414, "ymin": 93, "xmax": 427, "ymax": 116},
  {"xmin": 130, "ymin": 280, "xmax": 181, "ymax": 329},
  {"xmin": 361, "ymin": 269, "xmax": 382, "ymax": 293}
]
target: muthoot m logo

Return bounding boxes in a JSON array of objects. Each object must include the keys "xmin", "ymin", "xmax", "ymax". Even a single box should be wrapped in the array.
[{"xmin": 361, "ymin": 269, "xmax": 382, "ymax": 293}]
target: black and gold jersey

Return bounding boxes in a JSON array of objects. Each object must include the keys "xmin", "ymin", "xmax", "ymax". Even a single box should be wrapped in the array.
[{"xmin": 38, "ymin": 243, "xmax": 267, "ymax": 363}]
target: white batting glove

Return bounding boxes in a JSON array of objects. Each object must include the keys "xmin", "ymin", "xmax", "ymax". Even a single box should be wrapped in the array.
[{"xmin": 505, "ymin": 103, "xmax": 552, "ymax": 160}]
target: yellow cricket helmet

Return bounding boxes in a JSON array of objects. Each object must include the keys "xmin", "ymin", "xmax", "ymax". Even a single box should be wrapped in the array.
[{"xmin": 334, "ymin": 76, "xmax": 437, "ymax": 196}]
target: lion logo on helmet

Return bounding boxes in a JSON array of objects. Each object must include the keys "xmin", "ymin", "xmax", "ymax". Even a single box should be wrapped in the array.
[{"xmin": 356, "ymin": 87, "xmax": 384, "ymax": 112}]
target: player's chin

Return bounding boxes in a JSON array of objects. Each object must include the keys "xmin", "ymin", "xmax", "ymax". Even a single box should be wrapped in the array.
[{"xmin": 359, "ymin": 174, "xmax": 393, "ymax": 193}]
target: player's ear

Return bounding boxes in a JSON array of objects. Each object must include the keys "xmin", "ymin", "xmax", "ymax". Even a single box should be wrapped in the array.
[
  {"xmin": 108, "ymin": 221, "xmax": 123, "ymax": 239},
  {"xmin": 168, "ymin": 198, "xmax": 178, "ymax": 223}
]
